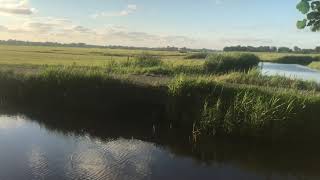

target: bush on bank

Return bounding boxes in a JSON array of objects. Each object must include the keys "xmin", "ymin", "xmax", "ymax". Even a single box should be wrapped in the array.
[{"xmin": 204, "ymin": 53, "xmax": 260, "ymax": 74}]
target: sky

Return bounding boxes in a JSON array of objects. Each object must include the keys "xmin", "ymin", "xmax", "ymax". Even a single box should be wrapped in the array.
[{"xmin": 0, "ymin": 0, "xmax": 319, "ymax": 49}]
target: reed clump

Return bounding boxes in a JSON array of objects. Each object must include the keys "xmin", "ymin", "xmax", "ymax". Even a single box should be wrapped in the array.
[
  {"xmin": 204, "ymin": 53, "xmax": 260, "ymax": 74},
  {"xmin": 199, "ymin": 91, "xmax": 305, "ymax": 138},
  {"xmin": 217, "ymin": 69, "xmax": 320, "ymax": 91},
  {"xmin": 168, "ymin": 75, "xmax": 319, "ymax": 140},
  {"xmin": 185, "ymin": 52, "xmax": 208, "ymax": 59},
  {"xmin": 133, "ymin": 53, "xmax": 163, "ymax": 67},
  {"xmin": 273, "ymin": 56, "xmax": 316, "ymax": 65}
]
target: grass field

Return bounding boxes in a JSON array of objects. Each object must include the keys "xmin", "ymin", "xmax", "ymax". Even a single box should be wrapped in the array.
[
  {"xmin": 1, "ymin": 45, "xmax": 320, "ymax": 66},
  {"xmin": 0, "ymin": 45, "xmax": 187, "ymax": 66}
]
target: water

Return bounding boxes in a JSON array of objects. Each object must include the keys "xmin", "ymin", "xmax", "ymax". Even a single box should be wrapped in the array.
[
  {"xmin": 260, "ymin": 62, "xmax": 320, "ymax": 83},
  {"xmin": 0, "ymin": 111, "xmax": 319, "ymax": 180}
]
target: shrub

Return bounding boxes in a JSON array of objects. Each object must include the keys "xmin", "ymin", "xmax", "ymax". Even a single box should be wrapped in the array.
[
  {"xmin": 275, "ymin": 56, "xmax": 315, "ymax": 65},
  {"xmin": 133, "ymin": 53, "xmax": 162, "ymax": 67},
  {"xmin": 185, "ymin": 52, "xmax": 208, "ymax": 59},
  {"xmin": 204, "ymin": 53, "xmax": 260, "ymax": 73}
]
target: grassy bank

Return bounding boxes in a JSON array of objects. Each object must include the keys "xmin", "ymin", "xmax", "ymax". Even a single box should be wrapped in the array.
[
  {"xmin": 168, "ymin": 75, "xmax": 320, "ymax": 140},
  {"xmin": 217, "ymin": 69, "xmax": 320, "ymax": 91},
  {"xmin": 309, "ymin": 62, "xmax": 320, "ymax": 71},
  {"xmin": 0, "ymin": 66, "xmax": 319, "ymax": 141},
  {"xmin": 1, "ymin": 45, "xmax": 320, "ymax": 141}
]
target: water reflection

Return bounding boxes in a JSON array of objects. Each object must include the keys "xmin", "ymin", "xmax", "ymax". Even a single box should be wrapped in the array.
[
  {"xmin": 260, "ymin": 62, "xmax": 320, "ymax": 83},
  {"xmin": 66, "ymin": 138, "xmax": 158, "ymax": 180},
  {"xmin": 0, "ymin": 115, "xmax": 25, "ymax": 129},
  {"xmin": 0, "ymin": 109, "xmax": 319, "ymax": 180}
]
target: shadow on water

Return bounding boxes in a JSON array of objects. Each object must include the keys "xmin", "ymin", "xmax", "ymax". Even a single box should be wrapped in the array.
[{"xmin": 0, "ymin": 105, "xmax": 320, "ymax": 180}]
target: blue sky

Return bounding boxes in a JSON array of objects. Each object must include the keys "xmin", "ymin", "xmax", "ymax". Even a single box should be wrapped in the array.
[{"xmin": 0, "ymin": 0, "xmax": 318, "ymax": 49}]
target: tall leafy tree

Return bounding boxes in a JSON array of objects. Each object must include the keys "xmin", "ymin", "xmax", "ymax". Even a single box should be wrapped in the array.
[{"xmin": 297, "ymin": 0, "xmax": 320, "ymax": 31}]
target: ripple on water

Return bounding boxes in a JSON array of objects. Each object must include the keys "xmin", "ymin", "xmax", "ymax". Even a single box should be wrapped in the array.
[
  {"xmin": 66, "ymin": 138, "xmax": 159, "ymax": 180},
  {"xmin": 28, "ymin": 146, "xmax": 51, "ymax": 179}
]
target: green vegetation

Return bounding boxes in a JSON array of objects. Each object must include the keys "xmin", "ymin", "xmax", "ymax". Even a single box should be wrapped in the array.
[
  {"xmin": 204, "ymin": 53, "xmax": 260, "ymax": 73},
  {"xmin": 168, "ymin": 75, "xmax": 319, "ymax": 140},
  {"xmin": 2, "ymin": 64, "xmax": 318, "ymax": 140},
  {"xmin": 134, "ymin": 53, "xmax": 163, "ymax": 67},
  {"xmin": 271, "ymin": 55, "xmax": 317, "ymax": 65},
  {"xmin": 199, "ymin": 91, "xmax": 304, "ymax": 138},
  {"xmin": 184, "ymin": 52, "xmax": 208, "ymax": 59},
  {"xmin": 1, "ymin": 45, "xmax": 320, "ymax": 68},
  {"xmin": 297, "ymin": 0, "xmax": 320, "ymax": 31},
  {"xmin": 217, "ymin": 69, "xmax": 320, "ymax": 91},
  {"xmin": 0, "ymin": 45, "xmax": 320, "ymax": 141},
  {"xmin": 309, "ymin": 61, "xmax": 320, "ymax": 70}
]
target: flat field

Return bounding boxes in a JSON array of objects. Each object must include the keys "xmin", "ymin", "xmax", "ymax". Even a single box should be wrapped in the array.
[{"xmin": 1, "ymin": 45, "xmax": 320, "ymax": 66}]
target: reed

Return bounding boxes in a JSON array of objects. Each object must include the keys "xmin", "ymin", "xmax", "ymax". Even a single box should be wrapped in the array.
[
  {"xmin": 216, "ymin": 69, "xmax": 320, "ymax": 91},
  {"xmin": 184, "ymin": 52, "xmax": 208, "ymax": 59},
  {"xmin": 204, "ymin": 53, "xmax": 260, "ymax": 74}
]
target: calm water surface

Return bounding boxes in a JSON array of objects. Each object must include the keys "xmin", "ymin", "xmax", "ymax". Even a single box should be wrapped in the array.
[
  {"xmin": 260, "ymin": 62, "xmax": 320, "ymax": 83},
  {"xmin": 0, "ymin": 113, "xmax": 319, "ymax": 180}
]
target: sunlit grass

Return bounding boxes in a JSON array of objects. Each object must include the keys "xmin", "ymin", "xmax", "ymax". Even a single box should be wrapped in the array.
[{"xmin": 309, "ymin": 62, "xmax": 320, "ymax": 71}]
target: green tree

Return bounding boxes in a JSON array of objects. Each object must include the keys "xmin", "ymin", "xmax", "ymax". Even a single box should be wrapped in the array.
[{"xmin": 297, "ymin": 0, "xmax": 320, "ymax": 31}]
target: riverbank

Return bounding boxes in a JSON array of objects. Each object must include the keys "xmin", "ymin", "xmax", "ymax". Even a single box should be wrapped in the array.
[
  {"xmin": 309, "ymin": 61, "xmax": 320, "ymax": 71},
  {"xmin": 1, "ymin": 45, "xmax": 320, "ymax": 141},
  {"xmin": 0, "ymin": 66, "xmax": 319, "ymax": 142}
]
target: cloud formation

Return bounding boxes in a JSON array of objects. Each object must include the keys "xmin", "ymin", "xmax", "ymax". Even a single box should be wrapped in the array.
[
  {"xmin": 92, "ymin": 4, "xmax": 137, "ymax": 18},
  {"xmin": 0, "ymin": 0, "xmax": 35, "ymax": 15},
  {"xmin": 0, "ymin": 16, "xmax": 198, "ymax": 48}
]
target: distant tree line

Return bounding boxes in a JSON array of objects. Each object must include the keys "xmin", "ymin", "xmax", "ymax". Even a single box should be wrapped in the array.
[
  {"xmin": 224, "ymin": 45, "xmax": 320, "ymax": 54},
  {"xmin": 0, "ymin": 39, "xmax": 103, "ymax": 48},
  {"xmin": 224, "ymin": 46, "xmax": 278, "ymax": 52},
  {"xmin": 105, "ymin": 45, "xmax": 215, "ymax": 53},
  {"xmin": 0, "ymin": 39, "xmax": 216, "ymax": 53}
]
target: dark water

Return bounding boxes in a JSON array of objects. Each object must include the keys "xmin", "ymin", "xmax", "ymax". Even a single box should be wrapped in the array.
[
  {"xmin": 0, "ymin": 112, "xmax": 319, "ymax": 180},
  {"xmin": 260, "ymin": 62, "xmax": 320, "ymax": 83}
]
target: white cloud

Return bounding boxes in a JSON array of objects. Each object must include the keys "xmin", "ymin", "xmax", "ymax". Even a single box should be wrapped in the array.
[
  {"xmin": 0, "ymin": 16, "xmax": 199, "ymax": 48},
  {"xmin": 92, "ymin": 4, "xmax": 137, "ymax": 18},
  {"xmin": 0, "ymin": 0, "xmax": 35, "ymax": 15}
]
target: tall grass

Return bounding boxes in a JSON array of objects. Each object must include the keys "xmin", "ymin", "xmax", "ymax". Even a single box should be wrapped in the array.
[
  {"xmin": 185, "ymin": 52, "xmax": 208, "ymax": 59},
  {"xmin": 272, "ymin": 56, "xmax": 316, "ymax": 65},
  {"xmin": 133, "ymin": 53, "xmax": 163, "ymax": 67},
  {"xmin": 168, "ymin": 75, "xmax": 319, "ymax": 140},
  {"xmin": 309, "ymin": 61, "xmax": 320, "ymax": 71},
  {"xmin": 204, "ymin": 53, "xmax": 260, "ymax": 74},
  {"xmin": 199, "ymin": 91, "xmax": 304, "ymax": 137},
  {"xmin": 217, "ymin": 69, "xmax": 320, "ymax": 91}
]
